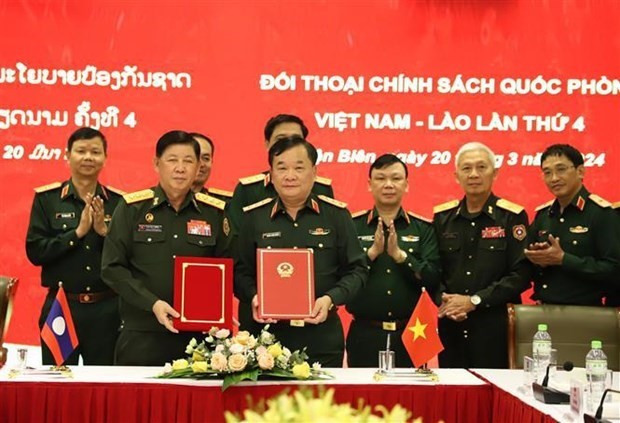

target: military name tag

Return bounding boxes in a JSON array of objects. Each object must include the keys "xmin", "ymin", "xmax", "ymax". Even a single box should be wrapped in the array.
[
  {"xmin": 309, "ymin": 228, "xmax": 330, "ymax": 236},
  {"xmin": 138, "ymin": 224, "xmax": 163, "ymax": 232},
  {"xmin": 400, "ymin": 235, "xmax": 419, "ymax": 242},
  {"xmin": 569, "ymin": 226, "xmax": 588, "ymax": 233},
  {"xmin": 262, "ymin": 231, "xmax": 281, "ymax": 239},
  {"xmin": 358, "ymin": 235, "xmax": 375, "ymax": 242},
  {"xmin": 55, "ymin": 212, "xmax": 76, "ymax": 219}
]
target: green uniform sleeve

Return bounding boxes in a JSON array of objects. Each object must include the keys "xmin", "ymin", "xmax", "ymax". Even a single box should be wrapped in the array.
[
  {"xmin": 101, "ymin": 201, "xmax": 159, "ymax": 311},
  {"xmin": 25, "ymin": 193, "xmax": 80, "ymax": 266}
]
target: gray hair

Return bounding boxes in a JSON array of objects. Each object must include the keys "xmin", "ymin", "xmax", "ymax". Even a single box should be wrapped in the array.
[{"xmin": 455, "ymin": 142, "xmax": 496, "ymax": 169}]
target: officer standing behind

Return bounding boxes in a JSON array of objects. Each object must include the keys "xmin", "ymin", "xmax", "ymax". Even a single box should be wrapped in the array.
[
  {"xmin": 346, "ymin": 154, "xmax": 441, "ymax": 367},
  {"xmin": 433, "ymin": 142, "xmax": 530, "ymax": 368},
  {"xmin": 189, "ymin": 132, "xmax": 233, "ymax": 202},
  {"xmin": 525, "ymin": 144, "xmax": 620, "ymax": 306},
  {"xmin": 234, "ymin": 136, "xmax": 367, "ymax": 367},
  {"xmin": 102, "ymin": 130, "xmax": 230, "ymax": 366},
  {"xmin": 228, "ymin": 114, "xmax": 334, "ymax": 334},
  {"xmin": 26, "ymin": 127, "xmax": 123, "ymax": 365}
]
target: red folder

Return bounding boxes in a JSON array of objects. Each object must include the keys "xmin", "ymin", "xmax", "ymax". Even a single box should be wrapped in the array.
[
  {"xmin": 173, "ymin": 256, "xmax": 233, "ymax": 332},
  {"xmin": 257, "ymin": 248, "xmax": 315, "ymax": 319}
]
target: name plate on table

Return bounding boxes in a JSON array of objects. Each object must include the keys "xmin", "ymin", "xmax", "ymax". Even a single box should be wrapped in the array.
[
  {"xmin": 257, "ymin": 248, "xmax": 315, "ymax": 320},
  {"xmin": 173, "ymin": 257, "xmax": 233, "ymax": 331}
]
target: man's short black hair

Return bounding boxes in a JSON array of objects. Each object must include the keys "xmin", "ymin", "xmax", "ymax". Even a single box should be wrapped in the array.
[
  {"xmin": 155, "ymin": 130, "xmax": 200, "ymax": 159},
  {"xmin": 264, "ymin": 114, "xmax": 309, "ymax": 141},
  {"xmin": 67, "ymin": 127, "xmax": 107, "ymax": 154},
  {"xmin": 188, "ymin": 132, "xmax": 215, "ymax": 156},
  {"xmin": 369, "ymin": 154, "xmax": 408, "ymax": 178},
  {"xmin": 540, "ymin": 144, "xmax": 584, "ymax": 168},
  {"xmin": 268, "ymin": 135, "xmax": 317, "ymax": 167}
]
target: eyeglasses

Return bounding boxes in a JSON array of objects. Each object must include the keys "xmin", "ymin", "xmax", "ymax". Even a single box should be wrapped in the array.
[{"xmin": 542, "ymin": 165, "xmax": 575, "ymax": 179}]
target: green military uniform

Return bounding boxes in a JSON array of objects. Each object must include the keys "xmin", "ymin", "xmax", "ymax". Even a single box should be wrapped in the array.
[
  {"xmin": 529, "ymin": 187, "xmax": 620, "ymax": 306},
  {"xmin": 606, "ymin": 201, "xmax": 620, "ymax": 307},
  {"xmin": 234, "ymin": 194, "xmax": 367, "ymax": 367},
  {"xmin": 346, "ymin": 208, "xmax": 441, "ymax": 367},
  {"xmin": 200, "ymin": 186, "xmax": 233, "ymax": 203},
  {"xmin": 433, "ymin": 194, "xmax": 530, "ymax": 368},
  {"xmin": 101, "ymin": 185, "xmax": 230, "ymax": 365},
  {"xmin": 26, "ymin": 179, "xmax": 123, "ymax": 365},
  {"xmin": 228, "ymin": 172, "xmax": 334, "ymax": 334}
]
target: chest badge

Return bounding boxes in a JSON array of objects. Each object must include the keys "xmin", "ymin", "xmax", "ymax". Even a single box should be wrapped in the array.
[
  {"xmin": 481, "ymin": 226, "xmax": 505, "ymax": 239},
  {"xmin": 512, "ymin": 224, "xmax": 527, "ymax": 241},
  {"xmin": 400, "ymin": 235, "xmax": 420, "ymax": 242},
  {"xmin": 55, "ymin": 212, "xmax": 76, "ymax": 219},
  {"xmin": 187, "ymin": 220, "xmax": 211, "ymax": 236},
  {"xmin": 309, "ymin": 228, "xmax": 330, "ymax": 236},
  {"xmin": 569, "ymin": 226, "xmax": 589, "ymax": 234},
  {"xmin": 145, "ymin": 213, "xmax": 154, "ymax": 223}
]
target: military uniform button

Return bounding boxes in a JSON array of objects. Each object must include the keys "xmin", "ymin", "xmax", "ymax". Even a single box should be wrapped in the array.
[
  {"xmin": 387, "ymin": 290, "xmax": 392, "ymax": 295},
  {"xmin": 490, "ymin": 246, "xmax": 494, "ymax": 250},
  {"xmin": 363, "ymin": 247, "xmax": 367, "ymax": 251},
  {"xmin": 267, "ymin": 246, "xmax": 272, "ymax": 249},
  {"xmin": 542, "ymin": 284, "xmax": 548, "ymax": 289},
  {"xmin": 464, "ymin": 334, "xmax": 468, "ymax": 338},
  {"xmin": 408, "ymin": 248, "xmax": 413, "ymax": 253},
  {"xmin": 85, "ymin": 245, "xmax": 90, "ymax": 250},
  {"xmin": 86, "ymin": 286, "xmax": 91, "ymax": 291},
  {"xmin": 572, "ymin": 240, "xmax": 578, "ymax": 245},
  {"xmin": 471, "ymin": 222, "xmax": 476, "ymax": 227},
  {"xmin": 293, "ymin": 246, "xmax": 297, "ymax": 249},
  {"xmin": 468, "ymin": 255, "xmax": 473, "ymax": 259},
  {"xmin": 408, "ymin": 263, "xmax": 412, "ymax": 267},
  {"xmin": 466, "ymin": 271, "xmax": 471, "ymax": 275},
  {"xmin": 318, "ymin": 243, "xmax": 323, "ymax": 248},
  {"xmin": 367, "ymin": 265, "xmax": 371, "ymax": 270},
  {"xmin": 86, "ymin": 266, "xmax": 91, "ymax": 271},
  {"xmin": 463, "ymin": 330, "xmax": 468, "ymax": 334},
  {"xmin": 560, "ymin": 218, "xmax": 565, "ymax": 223},
  {"xmin": 465, "ymin": 289, "xmax": 469, "ymax": 293},
  {"xmin": 294, "ymin": 223, "xmax": 299, "ymax": 227},
  {"xmin": 198, "ymin": 240, "xmax": 203, "ymax": 245},
  {"xmin": 63, "ymin": 224, "xmax": 67, "ymax": 229},
  {"xmin": 173, "ymin": 234, "xmax": 178, "ymax": 239},
  {"xmin": 388, "ymin": 311, "xmax": 393, "ymax": 317},
  {"xmin": 69, "ymin": 241, "xmax": 74, "ymax": 246},
  {"xmin": 470, "ymin": 238, "xmax": 474, "ymax": 242},
  {"xmin": 386, "ymin": 269, "xmax": 391, "ymax": 274},
  {"xmin": 147, "ymin": 237, "xmax": 152, "ymax": 242}
]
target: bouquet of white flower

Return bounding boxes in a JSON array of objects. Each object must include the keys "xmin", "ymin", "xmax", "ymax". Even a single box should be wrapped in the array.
[{"xmin": 158, "ymin": 325, "xmax": 332, "ymax": 390}]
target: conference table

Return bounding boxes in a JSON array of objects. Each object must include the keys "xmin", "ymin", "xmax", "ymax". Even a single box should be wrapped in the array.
[{"xmin": 0, "ymin": 366, "xmax": 491, "ymax": 423}]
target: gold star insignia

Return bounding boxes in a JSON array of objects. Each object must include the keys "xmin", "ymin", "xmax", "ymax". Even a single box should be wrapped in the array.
[{"xmin": 409, "ymin": 318, "xmax": 427, "ymax": 341}]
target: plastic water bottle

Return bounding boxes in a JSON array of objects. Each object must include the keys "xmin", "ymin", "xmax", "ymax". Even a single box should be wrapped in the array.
[
  {"xmin": 532, "ymin": 323, "xmax": 552, "ymax": 381},
  {"xmin": 586, "ymin": 340, "xmax": 608, "ymax": 410}
]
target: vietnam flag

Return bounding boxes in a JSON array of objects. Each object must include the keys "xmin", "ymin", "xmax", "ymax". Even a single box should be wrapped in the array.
[
  {"xmin": 401, "ymin": 289, "xmax": 444, "ymax": 368},
  {"xmin": 40, "ymin": 286, "xmax": 79, "ymax": 365}
]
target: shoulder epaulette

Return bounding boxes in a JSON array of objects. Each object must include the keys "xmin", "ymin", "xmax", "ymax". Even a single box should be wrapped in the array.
[
  {"xmin": 318, "ymin": 195, "xmax": 347, "ymax": 209},
  {"xmin": 433, "ymin": 200, "xmax": 459, "ymax": 214},
  {"xmin": 239, "ymin": 173, "xmax": 266, "ymax": 185},
  {"xmin": 106, "ymin": 186, "xmax": 126, "ymax": 196},
  {"xmin": 496, "ymin": 198, "xmax": 525, "ymax": 214},
  {"xmin": 243, "ymin": 197, "xmax": 274, "ymax": 212},
  {"xmin": 195, "ymin": 192, "xmax": 226, "ymax": 210},
  {"xmin": 314, "ymin": 175, "xmax": 332, "ymax": 186},
  {"xmin": 589, "ymin": 194, "xmax": 611, "ymax": 208},
  {"xmin": 613, "ymin": 201, "xmax": 620, "ymax": 210},
  {"xmin": 535, "ymin": 200, "xmax": 554, "ymax": 212},
  {"xmin": 351, "ymin": 210, "xmax": 369, "ymax": 219},
  {"xmin": 208, "ymin": 187, "xmax": 233, "ymax": 198},
  {"xmin": 34, "ymin": 182, "xmax": 62, "ymax": 193},
  {"xmin": 123, "ymin": 189, "xmax": 154, "ymax": 204},
  {"xmin": 408, "ymin": 211, "xmax": 432, "ymax": 224}
]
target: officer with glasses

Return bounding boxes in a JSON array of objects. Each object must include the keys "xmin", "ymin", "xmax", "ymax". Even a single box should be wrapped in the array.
[{"xmin": 525, "ymin": 144, "xmax": 620, "ymax": 305}]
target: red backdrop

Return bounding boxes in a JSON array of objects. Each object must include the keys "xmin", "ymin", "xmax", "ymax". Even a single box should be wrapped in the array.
[{"xmin": 1, "ymin": 0, "xmax": 618, "ymax": 344}]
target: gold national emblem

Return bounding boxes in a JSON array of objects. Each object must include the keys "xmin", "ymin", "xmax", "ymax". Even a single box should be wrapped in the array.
[
  {"xmin": 145, "ymin": 213, "xmax": 154, "ymax": 223},
  {"xmin": 223, "ymin": 217, "xmax": 230, "ymax": 236},
  {"xmin": 276, "ymin": 262, "xmax": 294, "ymax": 278}
]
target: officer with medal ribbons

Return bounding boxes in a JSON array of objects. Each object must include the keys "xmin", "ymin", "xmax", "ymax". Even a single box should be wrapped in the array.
[
  {"xmin": 433, "ymin": 142, "xmax": 530, "ymax": 368},
  {"xmin": 234, "ymin": 135, "xmax": 367, "ymax": 367},
  {"xmin": 102, "ymin": 130, "xmax": 230, "ymax": 366},
  {"xmin": 26, "ymin": 127, "xmax": 123, "ymax": 365}
]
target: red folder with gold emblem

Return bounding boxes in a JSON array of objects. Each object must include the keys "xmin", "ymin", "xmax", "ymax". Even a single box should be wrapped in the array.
[
  {"xmin": 173, "ymin": 257, "xmax": 233, "ymax": 331},
  {"xmin": 257, "ymin": 248, "xmax": 315, "ymax": 319}
]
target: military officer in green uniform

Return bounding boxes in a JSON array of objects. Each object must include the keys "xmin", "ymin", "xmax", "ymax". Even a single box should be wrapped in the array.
[
  {"xmin": 433, "ymin": 142, "xmax": 530, "ymax": 368},
  {"xmin": 228, "ymin": 114, "xmax": 334, "ymax": 334},
  {"xmin": 234, "ymin": 136, "xmax": 367, "ymax": 367},
  {"xmin": 189, "ymin": 132, "xmax": 233, "ymax": 202},
  {"xmin": 102, "ymin": 130, "xmax": 230, "ymax": 366},
  {"xmin": 606, "ymin": 201, "xmax": 620, "ymax": 306},
  {"xmin": 525, "ymin": 144, "xmax": 620, "ymax": 306},
  {"xmin": 26, "ymin": 127, "xmax": 123, "ymax": 365},
  {"xmin": 346, "ymin": 154, "xmax": 441, "ymax": 367}
]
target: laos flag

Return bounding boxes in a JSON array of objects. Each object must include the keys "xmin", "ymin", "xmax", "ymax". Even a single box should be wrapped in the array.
[{"xmin": 40, "ymin": 286, "xmax": 79, "ymax": 365}]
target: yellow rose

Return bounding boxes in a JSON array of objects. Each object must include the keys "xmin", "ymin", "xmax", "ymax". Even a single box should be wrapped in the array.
[
  {"xmin": 257, "ymin": 353, "xmax": 275, "ymax": 370},
  {"xmin": 172, "ymin": 359, "xmax": 189, "ymax": 370},
  {"xmin": 210, "ymin": 352, "xmax": 228, "ymax": 372},
  {"xmin": 192, "ymin": 350, "xmax": 206, "ymax": 362},
  {"xmin": 292, "ymin": 362, "xmax": 311, "ymax": 379},
  {"xmin": 228, "ymin": 353, "xmax": 248, "ymax": 372},
  {"xmin": 267, "ymin": 343, "xmax": 283, "ymax": 358},
  {"xmin": 191, "ymin": 361, "xmax": 208, "ymax": 373},
  {"xmin": 234, "ymin": 331, "xmax": 251, "ymax": 345}
]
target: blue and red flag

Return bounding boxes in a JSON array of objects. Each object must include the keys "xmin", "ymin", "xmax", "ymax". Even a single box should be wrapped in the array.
[{"xmin": 40, "ymin": 286, "xmax": 79, "ymax": 365}]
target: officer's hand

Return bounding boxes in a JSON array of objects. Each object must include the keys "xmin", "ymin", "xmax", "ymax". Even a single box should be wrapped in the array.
[
  {"xmin": 75, "ymin": 193, "xmax": 94, "ymax": 238},
  {"xmin": 386, "ymin": 220, "xmax": 405, "ymax": 263},
  {"xmin": 438, "ymin": 293, "xmax": 474, "ymax": 320},
  {"xmin": 91, "ymin": 195, "xmax": 108, "ymax": 237},
  {"xmin": 367, "ymin": 217, "xmax": 385, "ymax": 261},
  {"xmin": 251, "ymin": 295, "xmax": 278, "ymax": 324},
  {"xmin": 152, "ymin": 300, "xmax": 180, "ymax": 333},
  {"xmin": 524, "ymin": 235, "xmax": 564, "ymax": 267},
  {"xmin": 304, "ymin": 295, "xmax": 332, "ymax": 324}
]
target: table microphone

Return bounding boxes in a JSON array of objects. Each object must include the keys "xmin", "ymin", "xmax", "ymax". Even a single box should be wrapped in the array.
[
  {"xmin": 533, "ymin": 361, "xmax": 574, "ymax": 404},
  {"xmin": 583, "ymin": 388, "xmax": 620, "ymax": 423}
]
